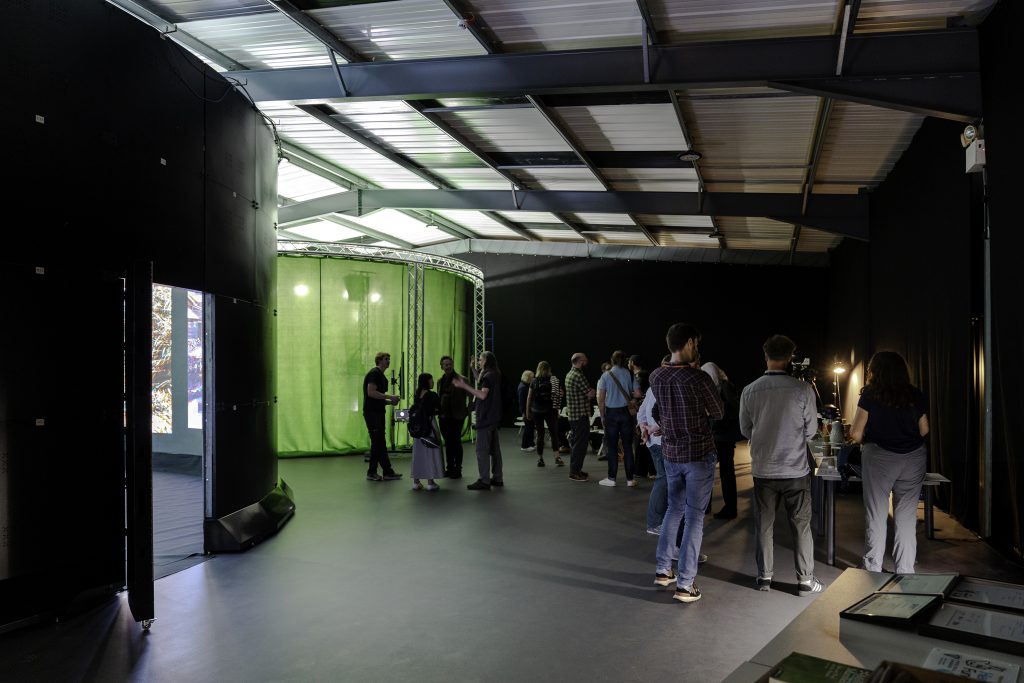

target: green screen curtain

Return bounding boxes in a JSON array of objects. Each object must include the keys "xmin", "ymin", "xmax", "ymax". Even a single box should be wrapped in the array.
[{"xmin": 276, "ymin": 255, "xmax": 472, "ymax": 457}]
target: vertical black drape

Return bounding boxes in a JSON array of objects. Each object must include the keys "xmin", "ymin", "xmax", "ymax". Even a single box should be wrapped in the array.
[
  {"xmin": 980, "ymin": 0, "xmax": 1024, "ymax": 557},
  {"xmin": 828, "ymin": 117, "xmax": 982, "ymax": 528}
]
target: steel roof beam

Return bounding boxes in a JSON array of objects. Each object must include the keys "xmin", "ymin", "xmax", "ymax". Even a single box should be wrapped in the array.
[
  {"xmin": 237, "ymin": 29, "xmax": 980, "ymax": 121},
  {"xmin": 279, "ymin": 189, "xmax": 868, "ymax": 238},
  {"xmin": 527, "ymin": 95, "xmax": 651, "ymax": 245}
]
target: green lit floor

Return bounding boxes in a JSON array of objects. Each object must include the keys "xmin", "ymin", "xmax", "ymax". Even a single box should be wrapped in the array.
[{"xmin": 1, "ymin": 434, "xmax": 1017, "ymax": 682}]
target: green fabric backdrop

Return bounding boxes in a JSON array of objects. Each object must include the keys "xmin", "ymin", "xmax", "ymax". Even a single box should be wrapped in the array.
[{"xmin": 276, "ymin": 256, "xmax": 470, "ymax": 457}]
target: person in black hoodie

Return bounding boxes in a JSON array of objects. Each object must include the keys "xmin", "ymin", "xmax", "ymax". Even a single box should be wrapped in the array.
[{"xmin": 702, "ymin": 362, "xmax": 742, "ymax": 519}]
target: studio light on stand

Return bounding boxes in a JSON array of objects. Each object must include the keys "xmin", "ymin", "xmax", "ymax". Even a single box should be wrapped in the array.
[{"xmin": 830, "ymin": 363, "xmax": 847, "ymax": 445}]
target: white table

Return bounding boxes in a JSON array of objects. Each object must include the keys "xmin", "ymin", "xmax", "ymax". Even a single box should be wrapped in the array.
[{"xmin": 727, "ymin": 568, "xmax": 1024, "ymax": 681}]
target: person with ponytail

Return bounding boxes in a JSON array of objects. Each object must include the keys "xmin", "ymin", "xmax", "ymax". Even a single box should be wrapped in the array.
[{"xmin": 850, "ymin": 351, "xmax": 930, "ymax": 574}]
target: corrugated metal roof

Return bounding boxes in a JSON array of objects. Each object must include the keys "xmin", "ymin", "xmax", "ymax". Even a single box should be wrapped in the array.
[
  {"xmin": 815, "ymin": 101, "xmax": 923, "ymax": 189},
  {"xmin": 181, "ymin": 12, "xmax": 333, "ymax": 69},
  {"xmin": 605, "ymin": 168, "xmax": 700, "ymax": 193},
  {"xmin": 854, "ymin": 0, "xmax": 998, "ymax": 33},
  {"xmin": 515, "ymin": 168, "xmax": 606, "ymax": 191},
  {"xmin": 682, "ymin": 90, "xmax": 820, "ymax": 191},
  {"xmin": 281, "ymin": 219, "xmax": 364, "ymax": 243},
  {"xmin": 658, "ymin": 232, "xmax": 721, "ymax": 248},
  {"xmin": 437, "ymin": 108, "xmax": 573, "ymax": 153},
  {"xmin": 637, "ymin": 215, "xmax": 714, "ymax": 229},
  {"xmin": 126, "ymin": 0, "xmax": 956, "ymax": 263},
  {"xmin": 553, "ymin": 104, "xmax": 686, "ymax": 151},
  {"xmin": 137, "ymin": 0, "xmax": 270, "ymax": 23},
  {"xmin": 311, "ymin": 0, "xmax": 487, "ymax": 61},
  {"xmin": 594, "ymin": 231, "xmax": 655, "ymax": 245},
  {"xmin": 346, "ymin": 209, "xmax": 454, "ymax": 246},
  {"xmin": 530, "ymin": 228, "xmax": 587, "ymax": 241},
  {"xmin": 260, "ymin": 103, "xmax": 435, "ymax": 189},
  {"xmin": 649, "ymin": 0, "xmax": 838, "ymax": 42},
  {"xmin": 462, "ymin": 0, "xmax": 642, "ymax": 52},
  {"xmin": 435, "ymin": 210, "xmax": 530, "ymax": 239},
  {"xmin": 717, "ymin": 216, "xmax": 794, "ymax": 251},
  {"xmin": 567, "ymin": 213, "xmax": 635, "ymax": 226},
  {"xmin": 277, "ymin": 159, "xmax": 347, "ymax": 203},
  {"xmin": 795, "ymin": 227, "xmax": 843, "ymax": 252}
]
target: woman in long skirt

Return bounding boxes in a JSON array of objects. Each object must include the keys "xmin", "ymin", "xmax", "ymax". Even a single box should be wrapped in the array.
[{"xmin": 411, "ymin": 373, "xmax": 446, "ymax": 491}]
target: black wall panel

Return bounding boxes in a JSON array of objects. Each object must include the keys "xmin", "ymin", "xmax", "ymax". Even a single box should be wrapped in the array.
[
  {"xmin": 466, "ymin": 254, "xmax": 828, "ymax": 421},
  {"xmin": 2, "ymin": 0, "xmax": 278, "ymax": 626},
  {"xmin": 0, "ymin": 263, "xmax": 125, "ymax": 627}
]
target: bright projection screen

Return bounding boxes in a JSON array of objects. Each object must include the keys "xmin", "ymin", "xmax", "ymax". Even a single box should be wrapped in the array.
[{"xmin": 276, "ymin": 255, "xmax": 472, "ymax": 457}]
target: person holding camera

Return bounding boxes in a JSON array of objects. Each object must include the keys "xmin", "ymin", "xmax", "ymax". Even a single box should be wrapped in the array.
[{"xmin": 363, "ymin": 351, "xmax": 402, "ymax": 482}]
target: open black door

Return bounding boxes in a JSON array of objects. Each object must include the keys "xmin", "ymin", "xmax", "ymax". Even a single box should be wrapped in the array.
[{"xmin": 125, "ymin": 261, "xmax": 154, "ymax": 627}]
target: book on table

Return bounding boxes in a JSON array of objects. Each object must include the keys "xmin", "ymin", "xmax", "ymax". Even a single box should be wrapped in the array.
[
  {"xmin": 840, "ymin": 592, "xmax": 943, "ymax": 626},
  {"xmin": 878, "ymin": 573, "xmax": 960, "ymax": 598},
  {"xmin": 755, "ymin": 651, "xmax": 872, "ymax": 683}
]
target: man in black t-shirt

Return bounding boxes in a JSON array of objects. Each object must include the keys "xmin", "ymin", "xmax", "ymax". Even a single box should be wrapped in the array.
[
  {"xmin": 363, "ymin": 351, "xmax": 402, "ymax": 481},
  {"xmin": 437, "ymin": 355, "xmax": 469, "ymax": 479}
]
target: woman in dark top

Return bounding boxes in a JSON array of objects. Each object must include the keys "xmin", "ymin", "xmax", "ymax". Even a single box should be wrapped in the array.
[
  {"xmin": 850, "ymin": 351, "xmax": 930, "ymax": 574},
  {"xmin": 518, "ymin": 370, "xmax": 536, "ymax": 452},
  {"xmin": 410, "ymin": 373, "xmax": 445, "ymax": 491}
]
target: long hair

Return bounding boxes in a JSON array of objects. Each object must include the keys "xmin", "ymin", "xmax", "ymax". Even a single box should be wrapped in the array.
[
  {"xmin": 862, "ymin": 351, "xmax": 915, "ymax": 407},
  {"xmin": 480, "ymin": 351, "xmax": 498, "ymax": 373},
  {"xmin": 417, "ymin": 373, "xmax": 433, "ymax": 394},
  {"xmin": 535, "ymin": 360, "xmax": 551, "ymax": 377}
]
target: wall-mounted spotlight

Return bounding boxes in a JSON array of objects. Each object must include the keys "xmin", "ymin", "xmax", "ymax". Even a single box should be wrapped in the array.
[
  {"xmin": 960, "ymin": 124, "xmax": 978, "ymax": 148},
  {"xmin": 962, "ymin": 124, "xmax": 986, "ymax": 174}
]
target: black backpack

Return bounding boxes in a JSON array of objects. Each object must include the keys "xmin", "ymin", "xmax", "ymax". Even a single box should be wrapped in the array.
[
  {"xmin": 407, "ymin": 402, "xmax": 428, "ymax": 438},
  {"xmin": 531, "ymin": 376, "xmax": 553, "ymax": 413}
]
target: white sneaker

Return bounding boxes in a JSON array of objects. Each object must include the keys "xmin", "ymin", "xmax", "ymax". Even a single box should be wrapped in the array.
[
  {"xmin": 626, "ymin": 479, "xmax": 637, "ymax": 488},
  {"xmin": 598, "ymin": 478, "xmax": 617, "ymax": 487},
  {"xmin": 425, "ymin": 483, "xmax": 440, "ymax": 492}
]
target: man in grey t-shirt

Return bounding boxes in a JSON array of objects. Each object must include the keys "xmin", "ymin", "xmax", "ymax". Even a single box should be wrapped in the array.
[
  {"xmin": 454, "ymin": 351, "xmax": 503, "ymax": 491},
  {"xmin": 738, "ymin": 335, "xmax": 824, "ymax": 595}
]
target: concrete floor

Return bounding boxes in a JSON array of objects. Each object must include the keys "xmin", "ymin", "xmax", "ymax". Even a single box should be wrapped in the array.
[{"xmin": 1, "ymin": 437, "xmax": 1020, "ymax": 682}]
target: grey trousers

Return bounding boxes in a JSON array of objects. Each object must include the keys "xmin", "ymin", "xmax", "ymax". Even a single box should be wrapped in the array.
[
  {"xmin": 475, "ymin": 425, "xmax": 503, "ymax": 482},
  {"xmin": 752, "ymin": 475, "xmax": 815, "ymax": 582},
  {"xmin": 861, "ymin": 443, "xmax": 927, "ymax": 573}
]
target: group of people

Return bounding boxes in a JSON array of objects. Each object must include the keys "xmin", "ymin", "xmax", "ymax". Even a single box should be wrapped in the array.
[
  {"xmin": 361, "ymin": 326, "xmax": 931, "ymax": 604},
  {"xmin": 361, "ymin": 350, "xmax": 504, "ymax": 491}
]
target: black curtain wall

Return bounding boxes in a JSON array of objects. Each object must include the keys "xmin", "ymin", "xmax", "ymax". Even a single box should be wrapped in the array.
[
  {"xmin": 469, "ymin": 254, "xmax": 829, "ymax": 425},
  {"xmin": 980, "ymin": 0, "xmax": 1024, "ymax": 558},
  {"xmin": 828, "ymin": 117, "xmax": 982, "ymax": 528}
]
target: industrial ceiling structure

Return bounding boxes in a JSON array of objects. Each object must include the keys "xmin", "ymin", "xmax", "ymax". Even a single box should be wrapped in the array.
[{"xmin": 110, "ymin": 0, "xmax": 993, "ymax": 265}]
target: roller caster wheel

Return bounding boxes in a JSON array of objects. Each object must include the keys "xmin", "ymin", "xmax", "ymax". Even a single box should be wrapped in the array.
[{"xmin": 142, "ymin": 619, "xmax": 154, "ymax": 631}]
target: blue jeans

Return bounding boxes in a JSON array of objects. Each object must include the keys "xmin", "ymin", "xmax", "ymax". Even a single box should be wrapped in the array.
[
  {"xmin": 646, "ymin": 444, "xmax": 667, "ymax": 529},
  {"xmin": 602, "ymin": 407, "xmax": 635, "ymax": 480},
  {"xmin": 656, "ymin": 453, "xmax": 717, "ymax": 588}
]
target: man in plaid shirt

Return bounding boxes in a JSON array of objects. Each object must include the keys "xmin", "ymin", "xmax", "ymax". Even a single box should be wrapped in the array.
[
  {"xmin": 564, "ymin": 352, "xmax": 595, "ymax": 481},
  {"xmin": 647, "ymin": 323, "xmax": 723, "ymax": 604}
]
